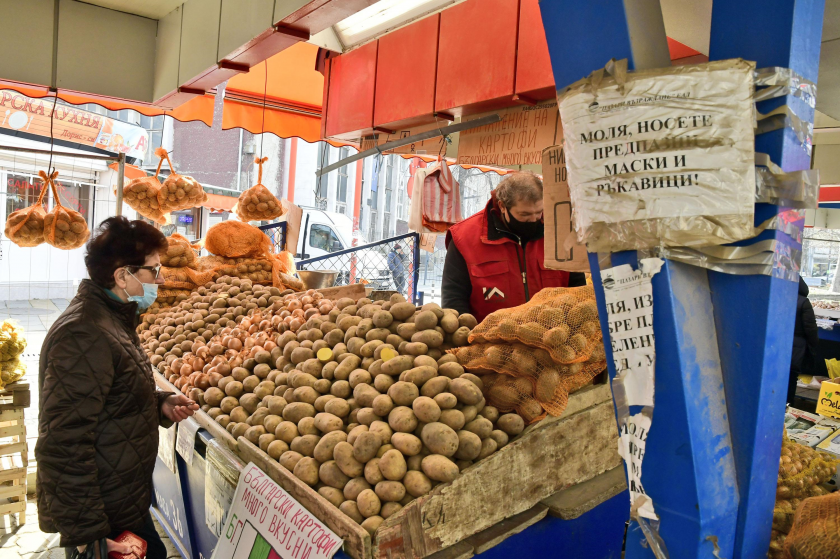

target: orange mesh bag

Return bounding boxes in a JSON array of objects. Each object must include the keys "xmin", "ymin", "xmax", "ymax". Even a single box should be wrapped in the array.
[
  {"xmin": 236, "ymin": 157, "xmax": 285, "ymax": 222},
  {"xmin": 161, "ymin": 266, "xmax": 200, "ymax": 290},
  {"xmin": 157, "ymin": 148, "xmax": 208, "ymax": 212},
  {"xmin": 4, "ymin": 170, "xmax": 49, "ymax": 247},
  {"xmin": 204, "ymin": 220, "xmax": 272, "ymax": 258},
  {"xmin": 44, "ymin": 172, "xmax": 91, "ymax": 250},
  {"xmin": 196, "ymin": 255, "xmax": 274, "ymax": 285},
  {"xmin": 155, "ymin": 288, "xmax": 192, "ymax": 307},
  {"xmin": 468, "ymin": 285, "xmax": 604, "ymax": 365},
  {"xmin": 782, "ymin": 492, "xmax": 840, "ymax": 559},
  {"xmin": 275, "ymin": 251, "xmax": 297, "ymax": 275},
  {"xmin": 477, "ymin": 372, "xmax": 546, "ymax": 423},
  {"xmin": 123, "ymin": 149, "xmax": 168, "ymax": 224},
  {"xmin": 161, "ymin": 233, "xmax": 199, "ymax": 267}
]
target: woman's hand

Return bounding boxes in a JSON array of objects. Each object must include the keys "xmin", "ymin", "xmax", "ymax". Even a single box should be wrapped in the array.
[
  {"xmin": 162, "ymin": 394, "xmax": 199, "ymax": 423},
  {"xmin": 76, "ymin": 539, "xmax": 134, "ymax": 557}
]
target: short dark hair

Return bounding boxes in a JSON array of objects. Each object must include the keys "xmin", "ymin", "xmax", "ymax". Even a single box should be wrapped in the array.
[{"xmin": 85, "ymin": 217, "xmax": 168, "ymax": 288}]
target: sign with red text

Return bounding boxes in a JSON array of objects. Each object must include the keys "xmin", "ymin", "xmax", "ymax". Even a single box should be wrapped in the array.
[
  {"xmin": 211, "ymin": 463, "xmax": 342, "ymax": 559},
  {"xmin": 558, "ymin": 59, "xmax": 756, "ymax": 252},
  {"xmin": 0, "ymin": 90, "xmax": 149, "ymax": 158},
  {"xmin": 457, "ymin": 101, "xmax": 561, "ymax": 167}
]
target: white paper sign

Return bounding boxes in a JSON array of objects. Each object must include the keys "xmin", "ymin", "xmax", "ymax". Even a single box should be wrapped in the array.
[
  {"xmin": 618, "ymin": 412, "xmax": 657, "ymax": 520},
  {"xmin": 158, "ymin": 424, "xmax": 177, "ymax": 474},
  {"xmin": 559, "ymin": 59, "xmax": 756, "ymax": 251},
  {"xmin": 176, "ymin": 417, "xmax": 200, "ymax": 465},
  {"xmin": 211, "ymin": 463, "xmax": 343, "ymax": 559},
  {"xmin": 206, "ymin": 459, "xmax": 239, "ymax": 537},
  {"xmin": 601, "ymin": 258, "xmax": 663, "ymax": 406}
]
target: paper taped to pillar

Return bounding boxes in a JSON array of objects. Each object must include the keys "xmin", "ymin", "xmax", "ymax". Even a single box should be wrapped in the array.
[
  {"xmin": 558, "ymin": 59, "xmax": 756, "ymax": 253},
  {"xmin": 542, "ymin": 144, "xmax": 588, "ymax": 272}
]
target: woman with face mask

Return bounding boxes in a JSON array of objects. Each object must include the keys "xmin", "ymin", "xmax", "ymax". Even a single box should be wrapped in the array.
[
  {"xmin": 36, "ymin": 216, "xmax": 198, "ymax": 559},
  {"xmin": 442, "ymin": 172, "xmax": 586, "ymax": 322}
]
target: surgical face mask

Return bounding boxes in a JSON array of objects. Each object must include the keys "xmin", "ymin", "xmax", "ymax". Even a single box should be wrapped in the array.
[
  {"xmin": 123, "ymin": 269, "xmax": 159, "ymax": 311},
  {"xmin": 503, "ymin": 209, "xmax": 544, "ymax": 242}
]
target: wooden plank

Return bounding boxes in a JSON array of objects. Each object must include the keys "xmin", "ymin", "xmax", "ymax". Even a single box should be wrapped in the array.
[
  {"xmin": 0, "ymin": 468, "xmax": 26, "ymax": 483},
  {"xmin": 0, "ymin": 424, "xmax": 26, "ymax": 438},
  {"xmin": 236, "ymin": 437, "xmax": 372, "ymax": 559},
  {"xmin": 0, "ymin": 442, "xmax": 26, "ymax": 456},
  {"xmin": 0, "ymin": 500, "xmax": 26, "ymax": 515},
  {"xmin": 372, "ymin": 394, "xmax": 622, "ymax": 559},
  {"xmin": 425, "ymin": 541, "xmax": 474, "ymax": 559},
  {"xmin": 314, "ymin": 283, "xmax": 366, "ymax": 301},
  {"xmin": 0, "ymin": 484, "xmax": 26, "ymax": 499},
  {"xmin": 542, "ymin": 466, "xmax": 628, "ymax": 520},
  {"xmin": 0, "ymin": 408, "xmax": 24, "ymax": 422},
  {"xmin": 464, "ymin": 504, "xmax": 548, "ymax": 554}
]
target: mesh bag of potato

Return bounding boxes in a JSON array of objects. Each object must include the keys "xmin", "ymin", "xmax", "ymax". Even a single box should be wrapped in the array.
[
  {"xmin": 451, "ymin": 343, "xmax": 602, "ymax": 419},
  {"xmin": 157, "ymin": 148, "xmax": 208, "ymax": 212},
  {"xmin": 783, "ymin": 492, "xmax": 840, "ymax": 559},
  {"xmin": 197, "ymin": 255, "xmax": 274, "ymax": 285},
  {"xmin": 236, "ymin": 157, "xmax": 285, "ymax": 222},
  {"xmin": 161, "ymin": 233, "xmax": 199, "ymax": 268},
  {"xmin": 43, "ymin": 171, "xmax": 91, "ymax": 250},
  {"xmin": 4, "ymin": 170, "xmax": 50, "ymax": 247},
  {"xmin": 123, "ymin": 148, "xmax": 168, "ymax": 224},
  {"xmin": 0, "ymin": 357, "xmax": 26, "ymax": 389},
  {"xmin": 205, "ymin": 220, "xmax": 272, "ymax": 259},
  {"xmin": 0, "ymin": 320, "xmax": 27, "ymax": 362},
  {"xmin": 468, "ymin": 285, "xmax": 604, "ymax": 365},
  {"xmin": 155, "ymin": 288, "xmax": 193, "ymax": 307}
]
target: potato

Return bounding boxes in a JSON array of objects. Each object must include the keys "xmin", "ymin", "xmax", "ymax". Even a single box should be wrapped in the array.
[
  {"xmin": 414, "ymin": 310, "xmax": 438, "ymax": 331},
  {"xmin": 278, "ymin": 450, "xmax": 304, "ymax": 472},
  {"xmin": 378, "ymin": 449, "xmax": 407, "ymax": 481},
  {"xmin": 372, "ymin": 310, "xmax": 394, "ymax": 328},
  {"xmin": 365, "ymin": 458, "xmax": 385, "ymax": 485},
  {"xmin": 239, "ymin": 393, "xmax": 260, "ymax": 414},
  {"xmin": 388, "ymin": 406, "xmax": 418, "ymax": 433},
  {"xmin": 403, "ymin": 342, "xmax": 429, "ymax": 356},
  {"xmin": 461, "ymin": 405, "xmax": 479, "ymax": 424},
  {"xmin": 220, "ymin": 396, "xmax": 239, "ymax": 414},
  {"xmin": 361, "ymin": 516, "xmax": 383, "ymax": 536},
  {"xmin": 450, "ymin": 378, "xmax": 483, "ymax": 405},
  {"xmin": 353, "ymin": 431, "xmax": 382, "ymax": 463},
  {"xmin": 231, "ymin": 423, "xmax": 249, "ymax": 439},
  {"xmin": 331, "ymin": 380, "xmax": 351, "ymax": 399},
  {"xmin": 390, "ymin": 302, "xmax": 416, "ymax": 321},
  {"xmin": 421, "ymin": 455, "xmax": 459, "ymax": 483},
  {"xmin": 438, "ymin": 362, "xmax": 464, "ymax": 379},
  {"xmin": 403, "ymin": 470, "xmax": 433, "ymax": 497},
  {"xmin": 267, "ymin": 439, "xmax": 289, "ymax": 459},
  {"xmin": 225, "ymin": 381, "xmax": 244, "ymax": 397},
  {"xmin": 354, "ymin": 384, "xmax": 380, "ymax": 408},
  {"xmin": 412, "ymin": 330, "xmax": 444, "ymax": 348},
  {"xmin": 314, "ymin": 430, "xmax": 348, "ymax": 463},
  {"xmin": 318, "ymin": 486, "xmax": 345, "ymax": 508},
  {"xmin": 323, "ymin": 398, "xmax": 350, "ymax": 418},
  {"xmin": 396, "ymin": 323, "xmax": 417, "ymax": 339},
  {"xmin": 451, "ymin": 326, "xmax": 471, "ymax": 347},
  {"xmin": 454, "ymin": 430, "xmax": 482, "ymax": 460},
  {"xmin": 478, "ymin": 438, "xmax": 498, "ymax": 459},
  {"xmin": 497, "ymin": 414, "xmax": 525, "ymax": 436},
  {"xmin": 343, "ymin": 477, "xmax": 372, "ymax": 501},
  {"xmin": 230, "ymin": 406, "xmax": 249, "ymax": 424},
  {"xmin": 386, "ymin": 433, "xmax": 419, "ymax": 458},
  {"xmin": 419, "ymin": 376, "xmax": 449, "ymax": 399},
  {"xmin": 404, "ymin": 366, "xmax": 437, "ymax": 387},
  {"xmin": 293, "ymin": 386, "xmax": 319, "ymax": 405},
  {"xmin": 388, "ymin": 382, "xmax": 419, "ymax": 406},
  {"xmin": 336, "ymin": 500, "xmax": 363, "ymax": 524},
  {"xmin": 334, "ymin": 442, "xmax": 365, "ymax": 477},
  {"xmin": 434, "ymin": 393, "xmax": 458, "ymax": 410},
  {"xmin": 204, "ymin": 387, "xmax": 224, "ymax": 407},
  {"xmin": 283, "ymin": 402, "xmax": 316, "ymax": 423},
  {"xmin": 369, "ymin": 421, "xmax": 393, "ymax": 446},
  {"xmin": 375, "ymin": 480, "xmax": 406, "ymax": 503},
  {"xmin": 464, "ymin": 417, "xmax": 494, "ymax": 440},
  {"xmin": 479, "ymin": 405, "xmax": 500, "ymax": 423},
  {"xmin": 248, "ymin": 408, "xmax": 271, "ymax": 426},
  {"xmin": 381, "ymin": 355, "xmax": 414, "ymax": 376},
  {"xmin": 412, "ymin": 396, "xmax": 442, "ymax": 423},
  {"xmin": 381, "ymin": 502, "xmax": 402, "ymax": 520},
  {"xmin": 439, "ymin": 409, "xmax": 466, "ymax": 431},
  {"xmin": 357, "ymin": 489, "xmax": 381, "ymax": 518},
  {"xmin": 319, "ymin": 460, "xmax": 351, "ymax": 489},
  {"xmin": 406, "ymin": 454, "xmax": 424, "ymax": 472},
  {"xmin": 490, "ymin": 430, "xmax": 509, "ymax": 448},
  {"xmin": 335, "ymin": 355, "xmax": 361, "ymax": 380},
  {"xmin": 314, "ymin": 412, "xmax": 343, "ymax": 433},
  {"xmin": 437, "ymin": 354, "xmax": 458, "ymax": 366},
  {"xmin": 372, "ymin": 394, "xmax": 395, "ymax": 417},
  {"xmin": 291, "ymin": 434, "xmax": 320, "ymax": 457},
  {"xmin": 421, "ymin": 423, "xmax": 459, "ymax": 457},
  {"xmin": 266, "ymin": 396, "xmax": 288, "ymax": 416},
  {"xmin": 439, "ymin": 314, "xmax": 459, "ymax": 334},
  {"xmin": 275, "ymin": 421, "xmax": 299, "ymax": 443},
  {"xmin": 347, "ymin": 424, "xmax": 369, "ymax": 445}
]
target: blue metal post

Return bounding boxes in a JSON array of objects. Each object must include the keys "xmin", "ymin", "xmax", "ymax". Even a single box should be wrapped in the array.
[
  {"xmin": 412, "ymin": 232, "xmax": 421, "ymax": 304},
  {"xmin": 707, "ymin": 2, "xmax": 824, "ymax": 557}
]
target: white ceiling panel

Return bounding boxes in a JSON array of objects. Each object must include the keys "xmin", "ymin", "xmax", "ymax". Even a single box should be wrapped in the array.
[{"xmin": 77, "ymin": 0, "xmax": 183, "ymax": 19}]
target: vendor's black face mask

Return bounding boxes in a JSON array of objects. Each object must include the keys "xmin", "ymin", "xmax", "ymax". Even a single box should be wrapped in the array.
[{"xmin": 503, "ymin": 210, "xmax": 544, "ymax": 242}]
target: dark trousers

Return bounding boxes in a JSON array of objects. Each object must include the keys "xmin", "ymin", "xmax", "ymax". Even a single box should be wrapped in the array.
[{"xmin": 64, "ymin": 512, "xmax": 167, "ymax": 559}]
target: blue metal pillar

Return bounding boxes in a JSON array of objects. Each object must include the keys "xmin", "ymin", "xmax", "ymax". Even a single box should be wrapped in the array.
[
  {"xmin": 539, "ymin": 0, "xmax": 825, "ymax": 558},
  {"xmin": 707, "ymin": 2, "xmax": 824, "ymax": 557}
]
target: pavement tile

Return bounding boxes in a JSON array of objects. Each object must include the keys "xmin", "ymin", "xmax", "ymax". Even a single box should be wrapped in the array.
[
  {"xmin": 28, "ymin": 301, "xmax": 57, "ymax": 311},
  {"xmin": 15, "ymin": 532, "xmax": 58, "ymax": 554},
  {"xmin": 5, "ymin": 301, "xmax": 32, "ymax": 309}
]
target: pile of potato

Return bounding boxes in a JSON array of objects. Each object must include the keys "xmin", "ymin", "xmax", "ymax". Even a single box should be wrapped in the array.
[
  {"xmin": 160, "ymin": 173, "xmax": 207, "ymax": 213},
  {"xmin": 44, "ymin": 205, "xmax": 90, "ymax": 250},
  {"xmin": 140, "ymin": 280, "xmax": 528, "ymax": 535},
  {"xmin": 197, "ymin": 256, "xmax": 274, "ymax": 285},
  {"xmin": 4, "ymin": 204, "xmax": 46, "ymax": 247}
]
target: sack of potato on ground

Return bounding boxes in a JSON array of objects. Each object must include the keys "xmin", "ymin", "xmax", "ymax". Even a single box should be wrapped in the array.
[
  {"xmin": 138, "ymin": 281, "xmax": 526, "ymax": 535},
  {"xmin": 236, "ymin": 157, "xmax": 285, "ymax": 222},
  {"xmin": 449, "ymin": 285, "xmax": 606, "ymax": 422}
]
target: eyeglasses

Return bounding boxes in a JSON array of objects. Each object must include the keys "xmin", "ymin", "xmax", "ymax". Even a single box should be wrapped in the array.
[{"xmin": 126, "ymin": 264, "xmax": 162, "ymax": 279}]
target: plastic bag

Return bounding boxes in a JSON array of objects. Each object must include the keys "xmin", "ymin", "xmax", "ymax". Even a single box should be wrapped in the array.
[
  {"xmin": 0, "ymin": 320, "xmax": 26, "ymax": 362},
  {"xmin": 157, "ymin": 148, "xmax": 207, "ymax": 212},
  {"xmin": 4, "ymin": 170, "xmax": 49, "ymax": 247},
  {"xmin": 161, "ymin": 233, "xmax": 199, "ymax": 268},
  {"xmin": 0, "ymin": 358, "xmax": 26, "ymax": 389},
  {"xmin": 236, "ymin": 157, "xmax": 284, "ymax": 222},
  {"xmin": 123, "ymin": 148, "xmax": 168, "ymax": 224},
  {"xmin": 44, "ymin": 171, "xmax": 91, "ymax": 250}
]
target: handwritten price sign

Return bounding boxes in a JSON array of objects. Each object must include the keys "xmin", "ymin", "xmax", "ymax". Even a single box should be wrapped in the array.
[{"xmin": 211, "ymin": 463, "xmax": 342, "ymax": 559}]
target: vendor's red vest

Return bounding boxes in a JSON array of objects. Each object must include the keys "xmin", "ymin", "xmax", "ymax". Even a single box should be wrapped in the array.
[{"xmin": 447, "ymin": 206, "xmax": 571, "ymax": 323}]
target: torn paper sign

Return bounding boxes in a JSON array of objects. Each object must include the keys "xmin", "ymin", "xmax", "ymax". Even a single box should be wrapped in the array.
[
  {"xmin": 600, "ymin": 258, "xmax": 663, "ymax": 406},
  {"xmin": 619, "ymin": 411, "xmax": 658, "ymax": 520}
]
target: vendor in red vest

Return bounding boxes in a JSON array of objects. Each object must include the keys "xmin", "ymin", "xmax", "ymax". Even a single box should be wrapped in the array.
[{"xmin": 442, "ymin": 172, "xmax": 586, "ymax": 322}]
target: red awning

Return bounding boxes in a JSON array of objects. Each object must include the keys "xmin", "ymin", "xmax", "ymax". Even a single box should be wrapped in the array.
[{"xmin": 202, "ymin": 192, "xmax": 239, "ymax": 213}]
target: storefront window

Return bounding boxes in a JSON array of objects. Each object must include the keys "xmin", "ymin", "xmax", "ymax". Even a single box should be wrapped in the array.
[
  {"xmin": 5, "ymin": 173, "xmax": 91, "ymax": 221},
  {"xmin": 5, "ymin": 173, "xmax": 43, "ymax": 216},
  {"xmin": 162, "ymin": 208, "xmax": 201, "ymax": 240}
]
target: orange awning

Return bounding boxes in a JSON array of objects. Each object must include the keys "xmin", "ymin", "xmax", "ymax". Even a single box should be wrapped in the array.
[
  {"xmin": 108, "ymin": 162, "xmax": 149, "ymax": 180},
  {"xmin": 222, "ymin": 43, "xmax": 328, "ymax": 144},
  {"xmin": 0, "ymin": 78, "xmax": 214, "ymax": 126},
  {"xmin": 202, "ymin": 192, "xmax": 239, "ymax": 213}
]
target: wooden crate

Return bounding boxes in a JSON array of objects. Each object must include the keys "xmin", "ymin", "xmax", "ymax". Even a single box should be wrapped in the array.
[
  {"xmin": 0, "ymin": 407, "xmax": 27, "ymax": 525},
  {"xmin": 0, "ymin": 381, "xmax": 30, "ymax": 408}
]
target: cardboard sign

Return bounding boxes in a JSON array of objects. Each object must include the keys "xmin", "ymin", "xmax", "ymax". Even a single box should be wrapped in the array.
[
  {"xmin": 211, "ymin": 463, "xmax": 342, "ymax": 559},
  {"xmin": 542, "ymin": 144, "xmax": 588, "ymax": 272},
  {"xmin": 419, "ymin": 233, "xmax": 437, "ymax": 253},
  {"xmin": 817, "ymin": 380, "xmax": 840, "ymax": 419},
  {"xmin": 281, "ymin": 199, "xmax": 303, "ymax": 255},
  {"xmin": 457, "ymin": 101, "xmax": 561, "ymax": 167}
]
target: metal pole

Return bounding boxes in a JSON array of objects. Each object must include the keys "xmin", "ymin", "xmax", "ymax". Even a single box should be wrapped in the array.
[
  {"xmin": 116, "ymin": 152, "xmax": 125, "ymax": 217},
  {"xmin": 0, "ymin": 144, "xmax": 119, "ymax": 161},
  {"xmin": 412, "ymin": 233, "xmax": 420, "ymax": 305}
]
